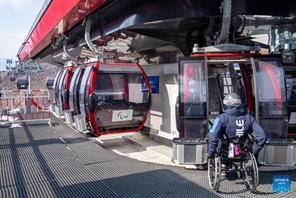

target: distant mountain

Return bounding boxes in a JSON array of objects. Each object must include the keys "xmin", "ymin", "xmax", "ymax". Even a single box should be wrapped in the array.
[{"xmin": 0, "ymin": 63, "xmax": 54, "ymax": 90}]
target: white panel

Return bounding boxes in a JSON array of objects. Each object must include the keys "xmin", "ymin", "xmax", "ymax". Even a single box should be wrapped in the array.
[{"xmin": 143, "ymin": 64, "xmax": 179, "ymax": 136}]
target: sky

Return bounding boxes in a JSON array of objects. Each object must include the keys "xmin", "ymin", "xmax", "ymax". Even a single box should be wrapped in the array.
[{"xmin": 0, "ymin": 0, "xmax": 45, "ymax": 66}]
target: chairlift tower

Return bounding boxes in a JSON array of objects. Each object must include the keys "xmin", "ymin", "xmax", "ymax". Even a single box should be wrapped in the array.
[
  {"xmin": 17, "ymin": 59, "xmax": 44, "ymax": 93},
  {"xmin": 16, "ymin": 60, "xmax": 44, "ymax": 114},
  {"xmin": 6, "ymin": 59, "xmax": 12, "ymax": 72}
]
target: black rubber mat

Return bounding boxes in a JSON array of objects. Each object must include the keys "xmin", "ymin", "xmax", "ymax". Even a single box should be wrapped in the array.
[{"xmin": 1, "ymin": 116, "xmax": 296, "ymax": 198}]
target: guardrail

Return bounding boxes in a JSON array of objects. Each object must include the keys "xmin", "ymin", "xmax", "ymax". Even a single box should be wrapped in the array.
[{"xmin": 0, "ymin": 89, "xmax": 51, "ymax": 126}]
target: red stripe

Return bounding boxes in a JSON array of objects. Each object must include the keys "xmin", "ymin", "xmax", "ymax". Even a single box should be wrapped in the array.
[
  {"xmin": 182, "ymin": 65, "xmax": 194, "ymax": 138},
  {"xmin": 265, "ymin": 65, "xmax": 281, "ymax": 103},
  {"xmin": 240, "ymin": 64, "xmax": 254, "ymax": 111}
]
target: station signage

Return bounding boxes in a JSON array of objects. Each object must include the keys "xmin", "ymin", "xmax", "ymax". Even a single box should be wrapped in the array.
[{"xmin": 142, "ymin": 76, "xmax": 159, "ymax": 94}]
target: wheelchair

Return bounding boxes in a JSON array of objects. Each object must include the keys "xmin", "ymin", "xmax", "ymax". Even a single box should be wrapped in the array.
[{"xmin": 207, "ymin": 134, "xmax": 259, "ymax": 192}]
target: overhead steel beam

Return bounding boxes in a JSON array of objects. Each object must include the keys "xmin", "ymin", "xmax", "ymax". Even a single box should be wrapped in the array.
[{"xmin": 216, "ymin": 0, "xmax": 232, "ymax": 44}]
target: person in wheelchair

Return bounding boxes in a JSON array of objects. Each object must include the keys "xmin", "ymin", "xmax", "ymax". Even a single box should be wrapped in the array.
[
  {"xmin": 208, "ymin": 93, "xmax": 267, "ymax": 167},
  {"xmin": 208, "ymin": 93, "xmax": 266, "ymax": 169},
  {"xmin": 207, "ymin": 93, "xmax": 267, "ymax": 191}
]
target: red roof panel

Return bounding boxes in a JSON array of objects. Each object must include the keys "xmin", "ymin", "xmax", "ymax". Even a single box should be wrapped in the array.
[{"xmin": 18, "ymin": 0, "xmax": 106, "ymax": 62}]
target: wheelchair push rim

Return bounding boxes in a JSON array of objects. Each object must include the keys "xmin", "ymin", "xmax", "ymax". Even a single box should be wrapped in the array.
[
  {"xmin": 208, "ymin": 157, "xmax": 221, "ymax": 191},
  {"xmin": 243, "ymin": 151, "xmax": 259, "ymax": 191}
]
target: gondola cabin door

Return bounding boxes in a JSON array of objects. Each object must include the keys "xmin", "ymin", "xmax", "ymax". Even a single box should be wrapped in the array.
[{"xmin": 177, "ymin": 58, "xmax": 208, "ymax": 138}]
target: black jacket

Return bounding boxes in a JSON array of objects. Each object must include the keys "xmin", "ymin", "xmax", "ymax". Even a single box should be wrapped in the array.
[{"xmin": 208, "ymin": 105, "xmax": 267, "ymax": 158}]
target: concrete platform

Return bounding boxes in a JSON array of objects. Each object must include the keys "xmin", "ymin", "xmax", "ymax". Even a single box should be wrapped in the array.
[{"xmin": 91, "ymin": 132, "xmax": 187, "ymax": 167}]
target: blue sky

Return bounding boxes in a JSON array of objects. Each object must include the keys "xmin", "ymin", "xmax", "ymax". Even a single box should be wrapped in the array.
[{"xmin": 0, "ymin": 0, "xmax": 45, "ymax": 62}]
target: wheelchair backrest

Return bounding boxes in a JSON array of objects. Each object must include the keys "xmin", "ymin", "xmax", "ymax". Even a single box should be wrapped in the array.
[{"xmin": 220, "ymin": 134, "xmax": 254, "ymax": 158}]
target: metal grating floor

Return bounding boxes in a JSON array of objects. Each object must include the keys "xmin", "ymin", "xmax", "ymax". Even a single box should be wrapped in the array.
[{"xmin": 1, "ymin": 116, "xmax": 296, "ymax": 198}]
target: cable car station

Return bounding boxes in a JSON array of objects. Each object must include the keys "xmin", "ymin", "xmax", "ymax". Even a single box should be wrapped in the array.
[{"xmin": 2, "ymin": 0, "xmax": 296, "ymax": 197}]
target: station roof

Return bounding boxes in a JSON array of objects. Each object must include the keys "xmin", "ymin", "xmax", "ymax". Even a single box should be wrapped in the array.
[{"xmin": 17, "ymin": 0, "xmax": 296, "ymax": 66}]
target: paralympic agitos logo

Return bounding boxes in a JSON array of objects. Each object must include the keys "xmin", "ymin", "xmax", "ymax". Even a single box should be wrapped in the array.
[{"xmin": 117, "ymin": 111, "xmax": 128, "ymax": 120}]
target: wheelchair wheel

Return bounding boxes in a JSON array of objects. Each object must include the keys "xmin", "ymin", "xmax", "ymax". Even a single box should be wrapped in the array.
[
  {"xmin": 208, "ymin": 157, "xmax": 221, "ymax": 191},
  {"xmin": 242, "ymin": 151, "xmax": 259, "ymax": 191}
]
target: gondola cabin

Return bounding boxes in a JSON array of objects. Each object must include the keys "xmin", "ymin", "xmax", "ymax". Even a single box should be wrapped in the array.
[
  {"xmin": 16, "ymin": 76, "xmax": 28, "ymax": 89},
  {"xmin": 80, "ymin": 61, "xmax": 151, "ymax": 136},
  {"xmin": 174, "ymin": 44, "xmax": 295, "ymax": 167},
  {"xmin": 52, "ymin": 69, "xmax": 63, "ymax": 105},
  {"xmin": 56, "ymin": 68, "xmax": 68, "ymax": 110},
  {"xmin": 46, "ymin": 77, "xmax": 55, "ymax": 89},
  {"xmin": 54, "ymin": 63, "xmax": 76, "ymax": 124},
  {"xmin": 69, "ymin": 66, "xmax": 85, "ymax": 115},
  {"xmin": 62, "ymin": 64, "xmax": 75, "ymax": 110},
  {"xmin": 10, "ymin": 75, "xmax": 16, "ymax": 81},
  {"xmin": 52, "ymin": 63, "xmax": 76, "ymax": 111}
]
